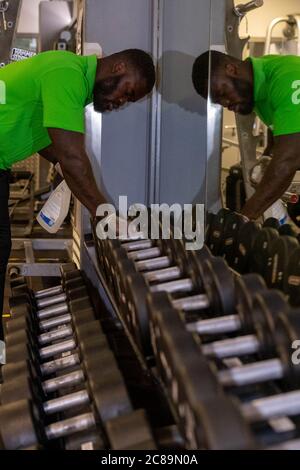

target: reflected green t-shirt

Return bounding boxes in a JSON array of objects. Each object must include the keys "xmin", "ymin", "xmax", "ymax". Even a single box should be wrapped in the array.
[
  {"xmin": 0, "ymin": 50, "xmax": 97, "ymax": 169},
  {"xmin": 250, "ymin": 55, "xmax": 300, "ymax": 137}
]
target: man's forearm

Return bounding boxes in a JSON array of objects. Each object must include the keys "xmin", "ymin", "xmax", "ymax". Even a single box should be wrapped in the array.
[
  {"xmin": 241, "ymin": 159, "xmax": 296, "ymax": 220},
  {"xmin": 59, "ymin": 155, "xmax": 107, "ymax": 216},
  {"xmin": 38, "ymin": 144, "xmax": 58, "ymax": 165}
]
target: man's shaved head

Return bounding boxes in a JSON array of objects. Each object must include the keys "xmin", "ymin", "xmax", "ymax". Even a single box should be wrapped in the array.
[{"xmin": 192, "ymin": 50, "xmax": 254, "ymax": 115}]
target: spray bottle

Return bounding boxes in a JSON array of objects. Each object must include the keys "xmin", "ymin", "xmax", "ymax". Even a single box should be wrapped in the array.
[{"xmin": 37, "ymin": 164, "xmax": 71, "ymax": 234}]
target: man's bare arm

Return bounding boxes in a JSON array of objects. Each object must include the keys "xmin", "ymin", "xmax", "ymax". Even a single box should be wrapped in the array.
[
  {"xmin": 47, "ymin": 128, "xmax": 107, "ymax": 216},
  {"xmin": 241, "ymin": 133, "xmax": 300, "ymax": 220},
  {"xmin": 262, "ymin": 129, "xmax": 274, "ymax": 157},
  {"xmin": 38, "ymin": 144, "xmax": 59, "ymax": 165}
]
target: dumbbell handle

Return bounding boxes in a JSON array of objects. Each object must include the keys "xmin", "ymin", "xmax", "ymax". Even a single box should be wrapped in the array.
[
  {"xmin": 136, "ymin": 256, "xmax": 171, "ymax": 271},
  {"xmin": 43, "ymin": 389, "xmax": 89, "ymax": 414},
  {"xmin": 36, "ymin": 293, "xmax": 67, "ymax": 309},
  {"xmin": 39, "ymin": 338, "xmax": 76, "ymax": 360},
  {"xmin": 128, "ymin": 247, "xmax": 161, "ymax": 261},
  {"xmin": 144, "ymin": 266, "xmax": 181, "ymax": 283},
  {"xmin": 187, "ymin": 314, "xmax": 241, "ymax": 334},
  {"xmin": 43, "ymin": 369, "xmax": 85, "ymax": 393},
  {"xmin": 173, "ymin": 294, "xmax": 210, "ymax": 311},
  {"xmin": 45, "ymin": 412, "xmax": 96, "ymax": 440},
  {"xmin": 35, "ymin": 285, "xmax": 63, "ymax": 299},
  {"xmin": 40, "ymin": 352, "xmax": 80, "ymax": 376},
  {"xmin": 38, "ymin": 302, "xmax": 69, "ymax": 319},
  {"xmin": 40, "ymin": 313, "xmax": 72, "ymax": 331},
  {"xmin": 122, "ymin": 239, "xmax": 153, "ymax": 251},
  {"xmin": 150, "ymin": 278, "xmax": 194, "ymax": 294},
  {"xmin": 202, "ymin": 334, "xmax": 260, "ymax": 358},
  {"xmin": 218, "ymin": 358, "xmax": 284, "ymax": 387},
  {"xmin": 242, "ymin": 389, "xmax": 300, "ymax": 422},
  {"xmin": 38, "ymin": 325, "xmax": 74, "ymax": 345}
]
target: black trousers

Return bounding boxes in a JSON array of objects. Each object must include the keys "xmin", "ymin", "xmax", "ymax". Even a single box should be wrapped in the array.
[{"xmin": 0, "ymin": 170, "xmax": 11, "ymax": 341}]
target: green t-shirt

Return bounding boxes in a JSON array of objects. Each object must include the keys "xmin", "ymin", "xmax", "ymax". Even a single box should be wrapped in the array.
[
  {"xmin": 250, "ymin": 55, "xmax": 300, "ymax": 137},
  {"xmin": 0, "ymin": 50, "xmax": 97, "ymax": 169}
]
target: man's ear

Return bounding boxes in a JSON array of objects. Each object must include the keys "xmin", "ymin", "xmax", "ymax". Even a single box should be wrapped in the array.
[
  {"xmin": 112, "ymin": 61, "xmax": 126, "ymax": 74},
  {"xmin": 225, "ymin": 63, "xmax": 239, "ymax": 78}
]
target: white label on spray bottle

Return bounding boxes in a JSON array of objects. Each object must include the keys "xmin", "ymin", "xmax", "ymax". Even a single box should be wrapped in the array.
[{"xmin": 39, "ymin": 190, "xmax": 63, "ymax": 227}]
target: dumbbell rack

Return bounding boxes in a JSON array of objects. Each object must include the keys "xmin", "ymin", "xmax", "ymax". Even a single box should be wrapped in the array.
[
  {"xmin": 82, "ymin": 237, "xmax": 183, "ymax": 444},
  {"xmin": 2, "ymin": 262, "xmax": 183, "ymax": 450},
  {"xmin": 83, "ymin": 237, "xmax": 152, "ymax": 372},
  {"xmin": 8, "ymin": 238, "xmax": 73, "ymax": 278},
  {"xmin": 85, "ymin": 215, "xmax": 300, "ymax": 450},
  {"xmin": 6, "ymin": 208, "xmax": 300, "ymax": 449}
]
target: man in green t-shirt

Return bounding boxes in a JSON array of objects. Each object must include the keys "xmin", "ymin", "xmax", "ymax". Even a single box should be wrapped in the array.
[
  {"xmin": 0, "ymin": 48, "xmax": 155, "ymax": 344},
  {"xmin": 192, "ymin": 50, "xmax": 300, "ymax": 220}
]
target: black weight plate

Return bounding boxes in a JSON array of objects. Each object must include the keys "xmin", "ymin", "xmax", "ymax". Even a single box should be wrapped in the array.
[
  {"xmin": 278, "ymin": 224, "xmax": 297, "ymax": 238},
  {"xmin": 221, "ymin": 212, "xmax": 247, "ymax": 267},
  {"xmin": 9, "ymin": 293, "xmax": 33, "ymax": 310},
  {"xmin": 205, "ymin": 212, "xmax": 216, "ymax": 245},
  {"xmin": 251, "ymin": 290, "xmax": 289, "ymax": 359},
  {"xmin": 167, "ymin": 236, "xmax": 188, "ymax": 273},
  {"xmin": 115, "ymin": 258, "xmax": 137, "ymax": 323},
  {"xmin": 1, "ymin": 359, "xmax": 35, "ymax": 384},
  {"xmin": 0, "ymin": 399, "xmax": 43, "ymax": 449},
  {"xmin": 156, "ymin": 217, "xmax": 173, "ymax": 258},
  {"xmin": 156, "ymin": 307, "xmax": 220, "ymax": 401},
  {"xmin": 146, "ymin": 291, "xmax": 174, "ymax": 325},
  {"xmin": 202, "ymin": 257, "xmax": 235, "ymax": 315},
  {"xmin": 287, "ymin": 200, "xmax": 300, "ymax": 228},
  {"xmin": 284, "ymin": 247, "xmax": 300, "ymax": 306},
  {"xmin": 10, "ymin": 276, "xmax": 27, "ymax": 289},
  {"xmin": 263, "ymin": 217, "xmax": 280, "ymax": 230},
  {"xmin": 207, "ymin": 208, "xmax": 231, "ymax": 255},
  {"xmin": 194, "ymin": 396, "xmax": 256, "ymax": 449},
  {"xmin": 90, "ymin": 372, "xmax": 133, "ymax": 423},
  {"xmin": 249, "ymin": 227, "xmax": 279, "ymax": 277},
  {"xmin": 273, "ymin": 310, "xmax": 300, "ymax": 388},
  {"xmin": 126, "ymin": 272, "xmax": 152, "ymax": 355},
  {"xmin": 1, "ymin": 374, "xmax": 43, "ymax": 405},
  {"xmin": 186, "ymin": 246, "xmax": 213, "ymax": 293},
  {"xmin": 108, "ymin": 246, "xmax": 129, "ymax": 301},
  {"xmin": 106, "ymin": 409, "xmax": 157, "ymax": 450},
  {"xmin": 265, "ymin": 236, "xmax": 298, "ymax": 289},
  {"xmin": 235, "ymin": 273, "xmax": 266, "ymax": 334},
  {"xmin": 5, "ymin": 341, "xmax": 36, "ymax": 365},
  {"xmin": 233, "ymin": 221, "xmax": 261, "ymax": 274}
]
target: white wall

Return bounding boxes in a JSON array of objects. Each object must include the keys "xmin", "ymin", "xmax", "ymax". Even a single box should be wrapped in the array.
[
  {"xmin": 18, "ymin": 0, "xmax": 42, "ymax": 34},
  {"xmin": 18, "ymin": 0, "xmax": 74, "ymax": 35},
  {"xmin": 237, "ymin": 0, "xmax": 300, "ymax": 38}
]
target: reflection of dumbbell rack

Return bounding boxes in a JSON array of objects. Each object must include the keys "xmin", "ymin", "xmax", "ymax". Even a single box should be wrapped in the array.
[
  {"xmin": 1, "ymin": 264, "xmax": 184, "ymax": 450},
  {"xmin": 89, "ymin": 213, "xmax": 300, "ymax": 449},
  {"xmin": 206, "ymin": 208, "xmax": 300, "ymax": 305}
]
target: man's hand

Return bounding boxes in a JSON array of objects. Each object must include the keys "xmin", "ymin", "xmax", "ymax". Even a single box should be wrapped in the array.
[
  {"xmin": 47, "ymin": 128, "xmax": 107, "ymax": 216},
  {"xmin": 241, "ymin": 133, "xmax": 300, "ymax": 220}
]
